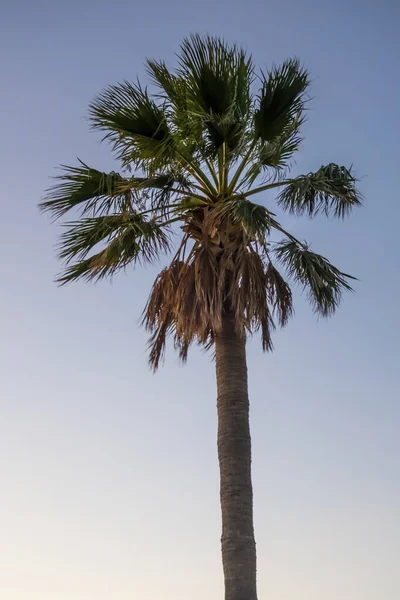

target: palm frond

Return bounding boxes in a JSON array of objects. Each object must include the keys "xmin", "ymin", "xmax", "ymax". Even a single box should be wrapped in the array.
[
  {"xmin": 57, "ymin": 213, "xmax": 170, "ymax": 284},
  {"xmin": 41, "ymin": 161, "xmax": 197, "ymax": 219},
  {"xmin": 178, "ymin": 34, "xmax": 253, "ymax": 116},
  {"xmin": 176, "ymin": 34, "xmax": 254, "ymax": 156},
  {"xmin": 143, "ymin": 243, "xmax": 277, "ymax": 369},
  {"xmin": 59, "ymin": 214, "xmax": 127, "ymax": 262},
  {"xmin": 146, "ymin": 59, "xmax": 200, "ymax": 140},
  {"xmin": 279, "ymin": 163, "xmax": 362, "ymax": 218},
  {"xmin": 227, "ymin": 196, "xmax": 274, "ymax": 241},
  {"xmin": 130, "ymin": 170, "xmax": 194, "ymax": 213},
  {"xmin": 89, "ymin": 81, "xmax": 174, "ymax": 170},
  {"xmin": 146, "ymin": 59, "xmax": 183, "ymax": 104},
  {"xmin": 266, "ymin": 262, "xmax": 293, "ymax": 326},
  {"xmin": 40, "ymin": 161, "xmax": 131, "ymax": 219},
  {"xmin": 258, "ymin": 116, "xmax": 304, "ymax": 171},
  {"xmin": 274, "ymin": 239, "xmax": 355, "ymax": 316},
  {"xmin": 254, "ymin": 58, "xmax": 309, "ymax": 143},
  {"xmin": 232, "ymin": 248, "xmax": 275, "ymax": 352}
]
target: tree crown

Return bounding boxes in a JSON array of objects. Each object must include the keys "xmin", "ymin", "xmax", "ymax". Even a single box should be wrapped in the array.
[{"xmin": 41, "ymin": 34, "xmax": 362, "ymax": 368}]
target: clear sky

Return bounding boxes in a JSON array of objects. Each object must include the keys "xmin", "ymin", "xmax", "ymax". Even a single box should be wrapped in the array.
[{"xmin": 1, "ymin": 0, "xmax": 399, "ymax": 599}]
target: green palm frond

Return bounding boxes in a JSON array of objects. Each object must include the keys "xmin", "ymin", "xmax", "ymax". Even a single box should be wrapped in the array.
[
  {"xmin": 40, "ymin": 161, "xmax": 197, "ymax": 220},
  {"xmin": 176, "ymin": 34, "xmax": 254, "ymax": 156},
  {"xmin": 40, "ymin": 161, "xmax": 130, "ymax": 218},
  {"xmin": 130, "ymin": 170, "xmax": 195, "ymax": 213},
  {"xmin": 89, "ymin": 81, "xmax": 174, "ymax": 170},
  {"xmin": 274, "ymin": 239, "xmax": 355, "ymax": 316},
  {"xmin": 146, "ymin": 59, "xmax": 199, "ymax": 139},
  {"xmin": 57, "ymin": 213, "xmax": 170, "ymax": 284},
  {"xmin": 279, "ymin": 163, "xmax": 362, "ymax": 218},
  {"xmin": 178, "ymin": 34, "xmax": 253, "ymax": 117},
  {"xmin": 258, "ymin": 117, "xmax": 304, "ymax": 171},
  {"xmin": 59, "ymin": 214, "xmax": 129, "ymax": 262},
  {"xmin": 238, "ymin": 126, "xmax": 303, "ymax": 191},
  {"xmin": 254, "ymin": 59, "xmax": 309, "ymax": 143},
  {"xmin": 146, "ymin": 59, "xmax": 183, "ymax": 104},
  {"xmin": 227, "ymin": 196, "xmax": 274, "ymax": 241}
]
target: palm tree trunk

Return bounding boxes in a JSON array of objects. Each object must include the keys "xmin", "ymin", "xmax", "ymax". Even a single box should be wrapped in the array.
[{"xmin": 215, "ymin": 310, "xmax": 257, "ymax": 600}]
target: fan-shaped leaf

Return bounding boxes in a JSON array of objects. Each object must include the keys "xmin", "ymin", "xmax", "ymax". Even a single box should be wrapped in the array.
[
  {"xmin": 278, "ymin": 163, "xmax": 362, "ymax": 218},
  {"xmin": 89, "ymin": 81, "xmax": 174, "ymax": 169},
  {"xmin": 275, "ymin": 239, "xmax": 355, "ymax": 316},
  {"xmin": 254, "ymin": 59, "xmax": 309, "ymax": 143},
  {"xmin": 40, "ymin": 161, "xmax": 130, "ymax": 218},
  {"xmin": 57, "ymin": 213, "xmax": 170, "ymax": 284}
]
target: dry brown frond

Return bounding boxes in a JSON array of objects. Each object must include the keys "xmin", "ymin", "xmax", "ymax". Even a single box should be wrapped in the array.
[
  {"xmin": 266, "ymin": 262, "xmax": 293, "ymax": 326},
  {"xmin": 142, "ymin": 201, "xmax": 294, "ymax": 369},
  {"xmin": 143, "ymin": 251, "xmax": 292, "ymax": 369}
]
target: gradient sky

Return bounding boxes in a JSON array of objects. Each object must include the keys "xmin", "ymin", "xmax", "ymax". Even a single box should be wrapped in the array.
[{"xmin": 1, "ymin": 1, "xmax": 399, "ymax": 599}]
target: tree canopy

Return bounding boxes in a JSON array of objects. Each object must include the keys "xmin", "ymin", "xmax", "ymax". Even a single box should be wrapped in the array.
[{"xmin": 41, "ymin": 34, "xmax": 361, "ymax": 368}]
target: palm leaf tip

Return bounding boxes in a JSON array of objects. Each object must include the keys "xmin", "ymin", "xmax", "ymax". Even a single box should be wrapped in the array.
[
  {"xmin": 279, "ymin": 163, "xmax": 363, "ymax": 218},
  {"xmin": 56, "ymin": 255, "xmax": 102, "ymax": 285},
  {"xmin": 275, "ymin": 239, "xmax": 355, "ymax": 316}
]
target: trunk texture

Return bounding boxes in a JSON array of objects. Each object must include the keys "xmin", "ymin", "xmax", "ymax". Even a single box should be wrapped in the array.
[{"xmin": 215, "ymin": 310, "xmax": 257, "ymax": 600}]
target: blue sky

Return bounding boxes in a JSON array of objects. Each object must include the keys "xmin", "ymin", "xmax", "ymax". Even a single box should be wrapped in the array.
[{"xmin": 1, "ymin": 0, "xmax": 399, "ymax": 598}]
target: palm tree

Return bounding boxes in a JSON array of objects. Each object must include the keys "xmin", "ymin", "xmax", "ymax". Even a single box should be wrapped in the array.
[{"xmin": 41, "ymin": 35, "xmax": 362, "ymax": 600}]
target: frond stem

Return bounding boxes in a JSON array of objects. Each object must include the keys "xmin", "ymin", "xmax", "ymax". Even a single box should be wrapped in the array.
[
  {"xmin": 242, "ymin": 179, "xmax": 290, "ymax": 198},
  {"xmin": 204, "ymin": 157, "xmax": 219, "ymax": 188},
  {"xmin": 227, "ymin": 140, "xmax": 258, "ymax": 195},
  {"xmin": 175, "ymin": 151, "xmax": 218, "ymax": 197}
]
